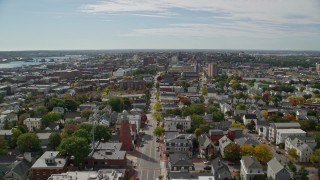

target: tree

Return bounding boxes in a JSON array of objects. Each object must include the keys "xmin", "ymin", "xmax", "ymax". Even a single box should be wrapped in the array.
[
  {"xmin": 80, "ymin": 108, "xmax": 93, "ymax": 120},
  {"xmin": 41, "ymin": 111, "xmax": 61, "ymax": 127},
  {"xmin": 153, "ymin": 127, "xmax": 165, "ymax": 137},
  {"xmin": 48, "ymin": 132, "xmax": 61, "ymax": 150},
  {"xmin": 254, "ymin": 144, "xmax": 272, "ymax": 163},
  {"xmin": 241, "ymin": 144, "xmax": 254, "ymax": 156},
  {"xmin": 176, "ymin": 123, "xmax": 183, "ymax": 131},
  {"xmin": 11, "ymin": 128, "xmax": 23, "ymax": 146},
  {"xmin": 202, "ymin": 85, "xmax": 208, "ymax": 95},
  {"xmin": 212, "ymin": 111, "xmax": 224, "ymax": 122},
  {"xmin": 58, "ymin": 136, "xmax": 90, "ymax": 165},
  {"xmin": 294, "ymin": 167, "xmax": 308, "ymax": 180},
  {"xmin": 224, "ymin": 143, "xmax": 241, "ymax": 161},
  {"xmin": 194, "ymin": 128, "xmax": 202, "ymax": 139},
  {"xmin": 34, "ymin": 106, "xmax": 48, "ymax": 117},
  {"xmin": 61, "ymin": 123, "xmax": 79, "ymax": 139},
  {"xmin": 73, "ymin": 129, "xmax": 90, "ymax": 143},
  {"xmin": 288, "ymin": 148, "xmax": 298, "ymax": 159},
  {"xmin": 199, "ymin": 123, "xmax": 211, "ymax": 133},
  {"xmin": 236, "ymin": 104, "xmax": 246, "ymax": 110},
  {"xmin": 310, "ymin": 148, "xmax": 320, "ymax": 164},
  {"xmin": 17, "ymin": 133, "xmax": 41, "ymax": 153},
  {"xmin": 253, "ymin": 174, "xmax": 266, "ymax": 180},
  {"xmin": 152, "ymin": 111, "xmax": 163, "ymax": 122},
  {"xmin": 230, "ymin": 122, "xmax": 245, "ymax": 129},
  {"xmin": 191, "ymin": 115, "xmax": 204, "ymax": 129},
  {"xmin": 64, "ymin": 99, "xmax": 78, "ymax": 111},
  {"xmin": 108, "ymin": 96, "xmax": 123, "ymax": 112},
  {"xmin": 78, "ymin": 124, "xmax": 112, "ymax": 142},
  {"xmin": 260, "ymin": 110, "xmax": 268, "ymax": 118},
  {"xmin": 153, "ymin": 101, "xmax": 162, "ymax": 111}
]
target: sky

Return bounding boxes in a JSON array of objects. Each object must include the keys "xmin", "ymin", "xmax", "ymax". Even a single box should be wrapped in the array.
[{"xmin": 0, "ymin": 0, "xmax": 320, "ymax": 51}]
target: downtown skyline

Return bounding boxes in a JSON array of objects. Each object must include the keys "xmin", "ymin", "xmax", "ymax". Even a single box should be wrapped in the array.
[{"xmin": 0, "ymin": 0, "xmax": 320, "ymax": 51}]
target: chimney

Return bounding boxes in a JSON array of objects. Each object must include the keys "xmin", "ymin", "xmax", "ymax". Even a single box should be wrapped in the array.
[{"xmin": 24, "ymin": 152, "xmax": 32, "ymax": 163}]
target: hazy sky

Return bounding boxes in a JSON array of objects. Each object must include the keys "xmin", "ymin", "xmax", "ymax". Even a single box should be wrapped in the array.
[{"xmin": 0, "ymin": 0, "xmax": 320, "ymax": 51}]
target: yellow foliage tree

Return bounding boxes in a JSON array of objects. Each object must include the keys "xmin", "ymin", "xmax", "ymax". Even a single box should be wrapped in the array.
[
  {"xmin": 260, "ymin": 110, "xmax": 268, "ymax": 118},
  {"xmin": 230, "ymin": 122, "xmax": 245, "ymax": 129},
  {"xmin": 254, "ymin": 144, "xmax": 272, "ymax": 163},
  {"xmin": 241, "ymin": 144, "xmax": 254, "ymax": 156}
]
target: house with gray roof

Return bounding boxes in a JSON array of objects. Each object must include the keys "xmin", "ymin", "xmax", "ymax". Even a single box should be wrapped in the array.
[
  {"xmin": 168, "ymin": 153, "xmax": 195, "ymax": 172},
  {"xmin": 268, "ymin": 122, "xmax": 301, "ymax": 142},
  {"xmin": 218, "ymin": 135, "xmax": 232, "ymax": 158},
  {"xmin": 3, "ymin": 159, "xmax": 32, "ymax": 180},
  {"xmin": 267, "ymin": 158, "xmax": 291, "ymax": 180},
  {"xmin": 31, "ymin": 151, "xmax": 68, "ymax": 180},
  {"xmin": 234, "ymin": 137, "xmax": 258, "ymax": 147},
  {"xmin": 211, "ymin": 157, "xmax": 232, "ymax": 180},
  {"xmin": 285, "ymin": 138, "xmax": 313, "ymax": 162},
  {"xmin": 240, "ymin": 156, "xmax": 264, "ymax": 180},
  {"xmin": 164, "ymin": 134, "xmax": 193, "ymax": 157}
]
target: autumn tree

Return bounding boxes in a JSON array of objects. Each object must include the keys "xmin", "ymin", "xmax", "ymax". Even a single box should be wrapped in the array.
[
  {"xmin": 310, "ymin": 148, "xmax": 320, "ymax": 164},
  {"xmin": 224, "ymin": 143, "xmax": 241, "ymax": 161},
  {"xmin": 152, "ymin": 111, "xmax": 163, "ymax": 122},
  {"xmin": 288, "ymin": 148, "xmax": 298, "ymax": 159},
  {"xmin": 241, "ymin": 144, "xmax": 254, "ymax": 156},
  {"xmin": 254, "ymin": 144, "xmax": 272, "ymax": 163},
  {"xmin": 194, "ymin": 128, "xmax": 202, "ymax": 139},
  {"xmin": 153, "ymin": 101, "xmax": 162, "ymax": 111},
  {"xmin": 80, "ymin": 108, "xmax": 93, "ymax": 120},
  {"xmin": 230, "ymin": 122, "xmax": 245, "ymax": 129}
]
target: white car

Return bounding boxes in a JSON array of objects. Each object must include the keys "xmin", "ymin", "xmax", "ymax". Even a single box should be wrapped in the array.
[{"xmin": 204, "ymin": 160, "xmax": 210, "ymax": 165}]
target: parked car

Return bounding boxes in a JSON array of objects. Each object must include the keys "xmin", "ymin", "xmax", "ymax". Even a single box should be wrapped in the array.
[
  {"xmin": 203, "ymin": 160, "xmax": 210, "ymax": 165},
  {"xmin": 276, "ymin": 150, "xmax": 282, "ymax": 154},
  {"xmin": 204, "ymin": 166, "xmax": 212, "ymax": 170}
]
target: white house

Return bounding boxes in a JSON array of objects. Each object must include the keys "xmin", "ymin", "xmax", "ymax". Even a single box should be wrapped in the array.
[
  {"xmin": 285, "ymin": 138, "xmax": 314, "ymax": 163},
  {"xmin": 240, "ymin": 156, "xmax": 264, "ymax": 180},
  {"xmin": 276, "ymin": 129, "xmax": 306, "ymax": 144},
  {"xmin": 23, "ymin": 118, "xmax": 42, "ymax": 131},
  {"xmin": 268, "ymin": 123, "xmax": 301, "ymax": 143},
  {"xmin": 164, "ymin": 116, "xmax": 192, "ymax": 132},
  {"xmin": 242, "ymin": 114, "xmax": 257, "ymax": 126},
  {"xmin": 218, "ymin": 135, "xmax": 232, "ymax": 158}
]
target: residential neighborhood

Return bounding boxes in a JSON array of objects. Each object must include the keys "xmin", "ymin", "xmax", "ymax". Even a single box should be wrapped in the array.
[{"xmin": 0, "ymin": 50, "xmax": 320, "ymax": 180}]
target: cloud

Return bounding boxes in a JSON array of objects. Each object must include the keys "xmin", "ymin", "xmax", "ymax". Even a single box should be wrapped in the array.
[{"xmin": 80, "ymin": 0, "xmax": 320, "ymax": 25}]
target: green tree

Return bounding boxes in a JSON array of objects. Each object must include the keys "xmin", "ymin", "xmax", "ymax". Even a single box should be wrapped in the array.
[
  {"xmin": 153, "ymin": 101, "xmax": 162, "ymax": 111},
  {"xmin": 80, "ymin": 109, "xmax": 93, "ymax": 120},
  {"xmin": 48, "ymin": 132, "xmax": 61, "ymax": 150},
  {"xmin": 224, "ymin": 143, "xmax": 241, "ymax": 161},
  {"xmin": 253, "ymin": 174, "xmax": 266, "ymax": 180},
  {"xmin": 73, "ymin": 129, "xmax": 91, "ymax": 143},
  {"xmin": 78, "ymin": 124, "xmax": 111, "ymax": 142},
  {"xmin": 64, "ymin": 99, "xmax": 78, "ymax": 111},
  {"xmin": 254, "ymin": 144, "xmax": 272, "ymax": 163},
  {"xmin": 212, "ymin": 111, "xmax": 224, "ymax": 122},
  {"xmin": 153, "ymin": 127, "xmax": 165, "ymax": 137},
  {"xmin": 41, "ymin": 111, "xmax": 61, "ymax": 127},
  {"xmin": 199, "ymin": 123, "xmax": 211, "ymax": 134},
  {"xmin": 288, "ymin": 148, "xmax": 298, "ymax": 159},
  {"xmin": 191, "ymin": 115, "xmax": 204, "ymax": 129},
  {"xmin": 202, "ymin": 85, "xmax": 208, "ymax": 95},
  {"xmin": 108, "ymin": 96, "xmax": 123, "ymax": 112},
  {"xmin": 236, "ymin": 104, "xmax": 246, "ymax": 110},
  {"xmin": 12, "ymin": 128, "xmax": 23, "ymax": 145},
  {"xmin": 294, "ymin": 167, "xmax": 308, "ymax": 180},
  {"xmin": 17, "ymin": 133, "xmax": 41, "ymax": 153},
  {"xmin": 34, "ymin": 106, "xmax": 48, "ymax": 117},
  {"xmin": 58, "ymin": 136, "xmax": 90, "ymax": 165}
]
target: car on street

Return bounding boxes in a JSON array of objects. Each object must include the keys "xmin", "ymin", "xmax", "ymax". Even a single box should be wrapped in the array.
[
  {"xmin": 204, "ymin": 166, "xmax": 212, "ymax": 170},
  {"xmin": 203, "ymin": 160, "xmax": 210, "ymax": 165}
]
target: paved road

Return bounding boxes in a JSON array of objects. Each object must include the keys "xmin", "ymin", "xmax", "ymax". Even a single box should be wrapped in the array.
[
  {"xmin": 136, "ymin": 82, "xmax": 161, "ymax": 180},
  {"xmin": 136, "ymin": 114, "xmax": 161, "ymax": 180}
]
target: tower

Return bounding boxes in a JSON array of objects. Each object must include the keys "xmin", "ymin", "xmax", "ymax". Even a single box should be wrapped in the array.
[{"xmin": 207, "ymin": 63, "xmax": 219, "ymax": 78}]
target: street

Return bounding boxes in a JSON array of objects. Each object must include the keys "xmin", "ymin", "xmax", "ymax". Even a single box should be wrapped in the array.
[{"xmin": 136, "ymin": 113, "xmax": 161, "ymax": 180}]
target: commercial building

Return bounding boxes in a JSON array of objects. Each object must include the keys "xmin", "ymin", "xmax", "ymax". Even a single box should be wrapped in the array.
[{"xmin": 207, "ymin": 63, "xmax": 219, "ymax": 78}]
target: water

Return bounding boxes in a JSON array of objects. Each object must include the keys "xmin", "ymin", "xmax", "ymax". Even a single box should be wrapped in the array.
[{"xmin": 0, "ymin": 61, "xmax": 44, "ymax": 69}]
